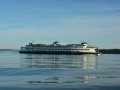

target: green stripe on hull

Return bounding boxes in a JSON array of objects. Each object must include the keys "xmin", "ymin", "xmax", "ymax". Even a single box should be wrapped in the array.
[{"xmin": 19, "ymin": 51, "xmax": 99, "ymax": 55}]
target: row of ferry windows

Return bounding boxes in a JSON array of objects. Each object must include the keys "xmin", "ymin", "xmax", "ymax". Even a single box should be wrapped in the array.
[
  {"xmin": 27, "ymin": 46, "xmax": 89, "ymax": 48},
  {"xmin": 26, "ymin": 48, "xmax": 90, "ymax": 50}
]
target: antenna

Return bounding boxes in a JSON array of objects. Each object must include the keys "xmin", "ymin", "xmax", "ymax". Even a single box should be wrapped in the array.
[{"xmin": 32, "ymin": 40, "xmax": 34, "ymax": 44}]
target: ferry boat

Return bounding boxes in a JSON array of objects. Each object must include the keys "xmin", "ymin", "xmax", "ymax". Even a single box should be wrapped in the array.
[{"xmin": 19, "ymin": 41, "xmax": 100, "ymax": 55}]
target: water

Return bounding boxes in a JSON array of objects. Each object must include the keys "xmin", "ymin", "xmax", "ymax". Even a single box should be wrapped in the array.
[{"xmin": 0, "ymin": 51, "xmax": 120, "ymax": 90}]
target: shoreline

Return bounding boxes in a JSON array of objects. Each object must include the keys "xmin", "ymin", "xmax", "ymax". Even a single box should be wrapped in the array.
[
  {"xmin": 0, "ymin": 49, "xmax": 120, "ymax": 54},
  {"xmin": 99, "ymin": 49, "xmax": 120, "ymax": 54}
]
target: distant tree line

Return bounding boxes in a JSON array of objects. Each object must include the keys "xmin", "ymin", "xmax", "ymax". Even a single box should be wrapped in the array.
[{"xmin": 99, "ymin": 49, "xmax": 120, "ymax": 54}]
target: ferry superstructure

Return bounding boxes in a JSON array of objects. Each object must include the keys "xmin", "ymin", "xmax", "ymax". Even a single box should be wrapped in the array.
[{"xmin": 19, "ymin": 41, "xmax": 99, "ymax": 54}]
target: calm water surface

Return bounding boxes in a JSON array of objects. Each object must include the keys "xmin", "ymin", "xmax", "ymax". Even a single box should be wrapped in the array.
[{"xmin": 0, "ymin": 51, "xmax": 120, "ymax": 90}]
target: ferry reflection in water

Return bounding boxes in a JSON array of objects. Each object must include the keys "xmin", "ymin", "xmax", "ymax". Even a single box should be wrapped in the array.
[
  {"xmin": 21, "ymin": 54, "xmax": 98, "ymax": 69},
  {"xmin": 20, "ymin": 54, "xmax": 98, "ymax": 85}
]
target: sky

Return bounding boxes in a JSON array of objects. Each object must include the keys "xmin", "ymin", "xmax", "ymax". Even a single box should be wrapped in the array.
[{"xmin": 0, "ymin": 0, "xmax": 120, "ymax": 49}]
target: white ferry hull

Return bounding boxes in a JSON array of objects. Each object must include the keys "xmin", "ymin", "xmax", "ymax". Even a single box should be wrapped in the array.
[{"xmin": 19, "ymin": 50, "xmax": 99, "ymax": 55}]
